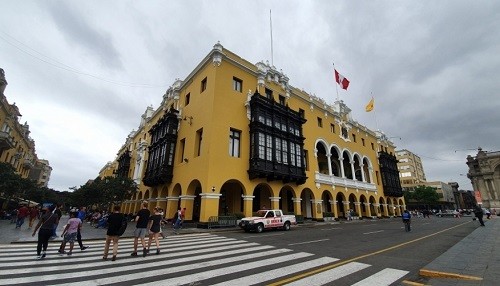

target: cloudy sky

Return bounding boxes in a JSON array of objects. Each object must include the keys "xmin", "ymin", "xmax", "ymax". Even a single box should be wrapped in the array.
[{"xmin": 1, "ymin": 1, "xmax": 499, "ymax": 191}]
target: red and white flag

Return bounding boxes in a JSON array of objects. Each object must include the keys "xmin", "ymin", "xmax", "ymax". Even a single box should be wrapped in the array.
[{"xmin": 334, "ymin": 69, "xmax": 350, "ymax": 90}]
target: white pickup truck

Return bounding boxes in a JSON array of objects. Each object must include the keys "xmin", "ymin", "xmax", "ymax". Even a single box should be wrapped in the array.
[{"xmin": 238, "ymin": 209, "xmax": 297, "ymax": 233}]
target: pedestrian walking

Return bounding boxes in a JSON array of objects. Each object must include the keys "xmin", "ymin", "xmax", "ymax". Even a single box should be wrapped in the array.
[
  {"xmin": 103, "ymin": 205, "xmax": 124, "ymax": 261},
  {"xmin": 76, "ymin": 206, "xmax": 89, "ymax": 251},
  {"xmin": 52, "ymin": 204, "xmax": 62, "ymax": 238},
  {"xmin": 173, "ymin": 207, "xmax": 183, "ymax": 234},
  {"xmin": 346, "ymin": 209, "xmax": 352, "ymax": 221},
  {"xmin": 28, "ymin": 206, "xmax": 39, "ymax": 228},
  {"xmin": 15, "ymin": 204, "xmax": 29, "ymax": 228},
  {"xmin": 10, "ymin": 209, "xmax": 17, "ymax": 224},
  {"xmin": 32, "ymin": 206, "xmax": 59, "ymax": 260},
  {"xmin": 146, "ymin": 207, "xmax": 162, "ymax": 256},
  {"xmin": 58, "ymin": 211, "xmax": 81, "ymax": 256},
  {"xmin": 474, "ymin": 205, "xmax": 485, "ymax": 226},
  {"xmin": 131, "ymin": 201, "xmax": 150, "ymax": 257},
  {"xmin": 402, "ymin": 209, "xmax": 412, "ymax": 232}
]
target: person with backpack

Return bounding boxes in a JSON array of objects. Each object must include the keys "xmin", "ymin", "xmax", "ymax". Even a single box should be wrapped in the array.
[
  {"xmin": 102, "ymin": 205, "xmax": 126, "ymax": 261},
  {"xmin": 32, "ymin": 205, "xmax": 59, "ymax": 260},
  {"xmin": 402, "ymin": 209, "xmax": 411, "ymax": 232}
]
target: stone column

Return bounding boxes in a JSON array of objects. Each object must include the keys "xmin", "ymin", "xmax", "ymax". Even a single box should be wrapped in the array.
[
  {"xmin": 331, "ymin": 200, "xmax": 339, "ymax": 219},
  {"xmin": 241, "ymin": 195, "xmax": 255, "ymax": 217},
  {"xmin": 311, "ymin": 200, "xmax": 323, "ymax": 220},
  {"xmin": 293, "ymin": 198, "xmax": 302, "ymax": 215},
  {"xmin": 269, "ymin": 197, "xmax": 281, "ymax": 210},
  {"xmin": 199, "ymin": 193, "xmax": 222, "ymax": 223},
  {"xmin": 364, "ymin": 202, "xmax": 372, "ymax": 217}
]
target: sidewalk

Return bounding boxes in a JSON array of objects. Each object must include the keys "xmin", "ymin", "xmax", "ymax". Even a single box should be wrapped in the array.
[
  {"xmin": 0, "ymin": 215, "xmax": 221, "ymax": 244},
  {"xmin": 418, "ymin": 217, "xmax": 499, "ymax": 286}
]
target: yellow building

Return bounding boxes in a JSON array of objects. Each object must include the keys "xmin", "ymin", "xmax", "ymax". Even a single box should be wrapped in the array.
[
  {"xmin": 106, "ymin": 43, "xmax": 405, "ymax": 223},
  {"xmin": 1, "ymin": 68, "xmax": 46, "ymax": 182}
]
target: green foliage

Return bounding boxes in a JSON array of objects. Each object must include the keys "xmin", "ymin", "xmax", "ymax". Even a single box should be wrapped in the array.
[
  {"xmin": 0, "ymin": 162, "xmax": 21, "ymax": 199},
  {"xmin": 0, "ymin": 163, "xmax": 64, "ymax": 208},
  {"xmin": 407, "ymin": 185, "xmax": 440, "ymax": 206},
  {"xmin": 68, "ymin": 176, "xmax": 138, "ymax": 210}
]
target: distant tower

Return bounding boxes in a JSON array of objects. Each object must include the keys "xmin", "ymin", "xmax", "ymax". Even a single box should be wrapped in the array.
[{"xmin": 0, "ymin": 68, "xmax": 7, "ymax": 94}]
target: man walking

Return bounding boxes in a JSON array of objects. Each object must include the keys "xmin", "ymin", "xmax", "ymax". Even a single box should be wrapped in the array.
[
  {"xmin": 474, "ymin": 205, "xmax": 485, "ymax": 226},
  {"xmin": 16, "ymin": 204, "xmax": 29, "ymax": 228},
  {"xmin": 28, "ymin": 206, "xmax": 39, "ymax": 228},
  {"xmin": 131, "ymin": 201, "xmax": 150, "ymax": 257},
  {"xmin": 76, "ymin": 207, "xmax": 89, "ymax": 251}
]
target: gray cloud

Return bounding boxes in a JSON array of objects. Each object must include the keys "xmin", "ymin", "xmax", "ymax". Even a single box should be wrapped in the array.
[
  {"xmin": 0, "ymin": 0, "xmax": 498, "ymax": 191},
  {"xmin": 45, "ymin": 1, "xmax": 123, "ymax": 70}
]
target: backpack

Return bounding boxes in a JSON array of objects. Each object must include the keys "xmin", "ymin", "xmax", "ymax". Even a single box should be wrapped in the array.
[{"xmin": 117, "ymin": 215, "xmax": 128, "ymax": 236}]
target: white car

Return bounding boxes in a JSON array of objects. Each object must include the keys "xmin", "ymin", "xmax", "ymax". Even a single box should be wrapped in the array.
[{"xmin": 238, "ymin": 209, "xmax": 297, "ymax": 233}]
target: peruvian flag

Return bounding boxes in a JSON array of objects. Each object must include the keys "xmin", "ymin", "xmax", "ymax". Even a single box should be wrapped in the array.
[{"xmin": 334, "ymin": 69, "xmax": 350, "ymax": 90}]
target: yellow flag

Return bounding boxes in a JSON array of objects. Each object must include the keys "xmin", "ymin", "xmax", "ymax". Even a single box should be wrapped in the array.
[{"xmin": 365, "ymin": 97, "xmax": 374, "ymax": 112}]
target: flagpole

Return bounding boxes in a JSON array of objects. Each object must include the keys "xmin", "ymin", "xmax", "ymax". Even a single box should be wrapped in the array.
[
  {"xmin": 270, "ymin": 10, "xmax": 274, "ymax": 66},
  {"xmin": 371, "ymin": 93, "xmax": 379, "ymax": 131},
  {"xmin": 333, "ymin": 62, "xmax": 339, "ymax": 102}
]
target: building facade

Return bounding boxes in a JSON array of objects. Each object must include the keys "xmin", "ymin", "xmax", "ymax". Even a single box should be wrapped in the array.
[
  {"xmin": 0, "ymin": 68, "xmax": 50, "ymax": 184},
  {"xmin": 104, "ymin": 43, "xmax": 405, "ymax": 223},
  {"xmin": 467, "ymin": 148, "xmax": 500, "ymax": 212},
  {"xmin": 28, "ymin": 159, "xmax": 53, "ymax": 187},
  {"xmin": 449, "ymin": 182, "xmax": 476, "ymax": 210},
  {"xmin": 396, "ymin": 149, "xmax": 426, "ymax": 186}
]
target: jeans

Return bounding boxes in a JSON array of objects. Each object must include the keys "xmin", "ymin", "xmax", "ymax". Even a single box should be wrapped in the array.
[
  {"xmin": 37, "ymin": 228, "xmax": 52, "ymax": 255},
  {"xmin": 16, "ymin": 216, "xmax": 25, "ymax": 228},
  {"xmin": 77, "ymin": 229, "xmax": 84, "ymax": 249},
  {"xmin": 174, "ymin": 218, "xmax": 182, "ymax": 230}
]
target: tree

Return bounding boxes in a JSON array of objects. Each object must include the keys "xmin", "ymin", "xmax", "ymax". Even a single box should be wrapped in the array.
[
  {"xmin": 100, "ymin": 176, "xmax": 137, "ymax": 210},
  {"xmin": 0, "ymin": 162, "xmax": 22, "ymax": 200},
  {"xmin": 68, "ymin": 176, "xmax": 137, "ymax": 211},
  {"xmin": 410, "ymin": 185, "xmax": 440, "ymax": 209}
]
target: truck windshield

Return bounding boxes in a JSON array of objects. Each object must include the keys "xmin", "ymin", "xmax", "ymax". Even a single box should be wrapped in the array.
[{"xmin": 256, "ymin": 210, "xmax": 267, "ymax": 217}]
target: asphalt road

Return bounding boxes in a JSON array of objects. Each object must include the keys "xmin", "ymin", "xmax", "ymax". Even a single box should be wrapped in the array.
[{"xmin": 221, "ymin": 216, "xmax": 477, "ymax": 285}]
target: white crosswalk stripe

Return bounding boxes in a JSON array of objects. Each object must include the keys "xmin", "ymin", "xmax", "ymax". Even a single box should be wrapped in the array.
[{"xmin": 0, "ymin": 233, "xmax": 409, "ymax": 286}]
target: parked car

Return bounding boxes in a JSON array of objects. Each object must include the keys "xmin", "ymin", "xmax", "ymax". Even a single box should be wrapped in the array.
[{"xmin": 238, "ymin": 209, "xmax": 296, "ymax": 233}]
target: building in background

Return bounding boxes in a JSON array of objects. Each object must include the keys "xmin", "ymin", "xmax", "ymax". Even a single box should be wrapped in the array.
[
  {"xmin": 0, "ymin": 68, "xmax": 50, "ymax": 183},
  {"xmin": 449, "ymin": 182, "xmax": 476, "ymax": 210},
  {"xmin": 28, "ymin": 159, "xmax": 53, "ymax": 187},
  {"xmin": 396, "ymin": 149, "xmax": 426, "ymax": 187},
  {"xmin": 467, "ymin": 148, "xmax": 500, "ymax": 212},
  {"xmin": 102, "ymin": 43, "xmax": 404, "ymax": 224}
]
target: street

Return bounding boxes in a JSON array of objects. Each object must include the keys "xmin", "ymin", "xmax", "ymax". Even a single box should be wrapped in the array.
[
  {"xmin": 0, "ymin": 217, "xmax": 477, "ymax": 285},
  {"xmin": 222, "ymin": 216, "xmax": 477, "ymax": 285}
]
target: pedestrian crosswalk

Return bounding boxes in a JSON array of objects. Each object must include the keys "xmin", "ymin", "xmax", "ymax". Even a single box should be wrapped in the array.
[{"xmin": 0, "ymin": 233, "xmax": 409, "ymax": 285}]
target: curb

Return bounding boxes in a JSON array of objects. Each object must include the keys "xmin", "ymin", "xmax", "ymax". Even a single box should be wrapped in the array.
[{"xmin": 419, "ymin": 269, "xmax": 483, "ymax": 281}]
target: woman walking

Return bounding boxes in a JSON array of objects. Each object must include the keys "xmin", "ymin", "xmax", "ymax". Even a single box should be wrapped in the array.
[
  {"xmin": 146, "ymin": 207, "xmax": 162, "ymax": 256},
  {"xmin": 58, "ymin": 211, "xmax": 81, "ymax": 256},
  {"xmin": 32, "ymin": 205, "xmax": 59, "ymax": 260},
  {"xmin": 102, "ymin": 205, "xmax": 124, "ymax": 261}
]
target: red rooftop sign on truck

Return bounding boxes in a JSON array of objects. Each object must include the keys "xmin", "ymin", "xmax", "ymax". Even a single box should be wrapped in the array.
[{"xmin": 238, "ymin": 209, "xmax": 297, "ymax": 233}]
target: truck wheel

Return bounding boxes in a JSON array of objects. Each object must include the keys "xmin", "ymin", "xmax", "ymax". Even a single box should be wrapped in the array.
[
  {"xmin": 283, "ymin": 221, "xmax": 291, "ymax": 231},
  {"xmin": 256, "ymin": 223, "xmax": 264, "ymax": 233}
]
